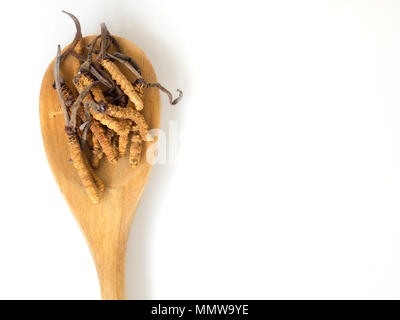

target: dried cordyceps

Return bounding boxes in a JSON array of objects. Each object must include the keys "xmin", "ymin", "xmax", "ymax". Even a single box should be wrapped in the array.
[
  {"xmin": 73, "ymin": 74, "xmax": 133, "ymax": 135},
  {"xmin": 129, "ymin": 132, "xmax": 142, "ymax": 167},
  {"xmin": 97, "ymin": 23, "xmax": 144, "ymax": 110},
  {"xmin": 105, "ymin": 103, "xmax": 149, "ymax": 140},
  {"xmin": 73, "ymin": 39, "xmax": 84, "ymax": 74},
  {"xmin": 69, "ymin": 134, "xmax": 100, "ymax": 203},
  {"xmin": 68, "ymin": 80, "xmax": 100, "ymax": 130},
  {"xmin": 134, "ymin": 81, "xmax": 146, "ymax": 97},
  {"xmin": 54, "ymin": 45, "xmax": 101, "ymax": 204},
  {"xmin": 118, "ymin": 132, "xmax": 130, "ymax": 157},
  {"xmin": 83, "ymin": 154, "xmax": 105, "ymax": 192},
  {"xmin": 91, "ymin": 109, "xmax": 133, "ymax": 136},
  {"xmin": 60, "ymin": 11, "xmax": 82, "ymax": 63},
  {"xmin": 51, "ymin": 12, "xmax": 182, "ymax": 203},
  {"xmin": 90, "ymin": 120, "xmax": 118, "ymax": 164},
  {"xmin": 98, "ymin": 57, "xmax": 144, "ymax": 110},
  {"xmin": 108, "ymin": 130, "xmax": 119, "ymax": 159},
  {"xmin": 91, "ymin": 135, "xmax": 103, "ymax": 168},
  {"xmin": 79, "ymin": 72, "xmax": 106, "ymax": 104}
]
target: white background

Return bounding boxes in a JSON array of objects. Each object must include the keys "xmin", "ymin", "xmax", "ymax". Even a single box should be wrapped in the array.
[{"xmin": 0, "ymin": 0, "xmax": 400, "ymax": 299}]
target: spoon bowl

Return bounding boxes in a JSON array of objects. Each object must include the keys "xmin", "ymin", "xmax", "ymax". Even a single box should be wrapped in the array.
[{"xmin": 39, "ymin": 36, "xmax": 160, "ymax": 299}]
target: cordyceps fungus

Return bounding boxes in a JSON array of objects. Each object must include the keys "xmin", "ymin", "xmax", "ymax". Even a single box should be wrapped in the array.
[
  {"xmin": 51, "ymin": 11, "xmax": 183, "ymax": 204},
  {"xmin": 54, "ymin": 46, "xmax": 71, "ymax": 133},
  {"xmin": 60, "ymin": 11, "xmax": 82, "ymax": 63},
  {"xmin": 54, "ymin": 45, "xmax": 101, "ymax": 204},
  {"xmin": 68, "ymin": 79, "xmax": 100, "ymax": 130},
  {"xmin": 97, "ymin": 23, "xmax": 183, "ymax": 106},
  {"xmin": 97, "ymin": 23, "xmax": 144, "ymax": 110}
]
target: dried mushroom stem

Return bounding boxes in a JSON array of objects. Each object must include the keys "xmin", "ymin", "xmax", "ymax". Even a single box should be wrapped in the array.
[
  {"xmin": 111, "ymin": 52, "xmax": 141, "ymax": 75},
  {"xmin": 60, "ymin": 11, "xmax": 82, "ymax": 63},
  {"xmin": 90, "ymin": 65, "xmax": 114, "ymax": 88},
  {"xmin": 54, "ymin": 45, "xmax": 70, "ymax": 129},
  {"xmin": 68, "ymin": 79, "xmax": 100, "ymax": 130},
  {"xmin": 92, "ymin": 50, "xmax": 142, "ymax": 76},
  {"xmin": 147, "ymin": 83, "xmax": 183, "ymax": 105},
  {"xmin": 108, "ymin": 52, "xmax": 142, "ymax": 79},
  {"xmin": 106, "ymin": 30, "xmax": 121, "ymax": 52},
  {"xmin": 72, "ymin": 38, "xmax": 84, "ymax": 74},
  {"xmin": 49, "ymin": 81, "xmax": 75, "ymax": 118},
  {"xmin": 77, "ymin": 35, "xmax": 114, "ymax": 88},
  {"xmin": 86, "ymin": 35, "xmax": 101, "ymax": 52},
  {"xmin": 61, "ymin": 82, "xmax": 75, "ymax": 107}
]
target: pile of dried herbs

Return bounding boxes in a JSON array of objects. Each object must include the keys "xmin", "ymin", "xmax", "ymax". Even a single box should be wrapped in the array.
[{"xmin": 52, "ymin": 11, "xmax": 182, "ymax": 204}]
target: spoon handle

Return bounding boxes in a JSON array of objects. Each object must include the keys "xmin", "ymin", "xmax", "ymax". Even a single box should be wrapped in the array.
[{"xmin": 93, "ymin": 239, "xmax": 127, "ymax": 300}]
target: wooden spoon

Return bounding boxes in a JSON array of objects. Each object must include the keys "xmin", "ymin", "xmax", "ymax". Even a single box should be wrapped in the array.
[{"xmin": 39, "ymin": 36, "xmax": 160, "ymax": 300}]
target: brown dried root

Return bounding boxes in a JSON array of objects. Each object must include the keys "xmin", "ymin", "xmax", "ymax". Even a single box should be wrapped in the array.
[
  {"xmin": 105, "ymin": 103, "xmax": 149, "ymax": 140},
  {"xmin": 129, "ymin": 132, "xmax": 142, "ymax": 167},
  {"xmin": 90, "ymin": 120, "xmax": 118, "ymax": 164}
]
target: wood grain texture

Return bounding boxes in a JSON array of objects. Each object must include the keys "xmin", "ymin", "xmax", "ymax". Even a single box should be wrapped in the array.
[{"xmin": 39, "ymin": 36, "xmax": 160, "ymax": 300}]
